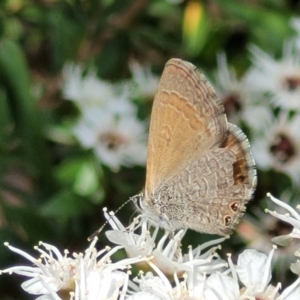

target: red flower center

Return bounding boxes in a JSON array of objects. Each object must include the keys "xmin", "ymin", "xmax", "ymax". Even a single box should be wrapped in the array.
[
  {"xmin": 100, "ymin": 131, "xmax": 127, "ymax": 150},
  {"xmin": 270, "ymin": 133, "xmax": 296, "ymax": 163},
  {"xmin": 222, "ymin": 92, "xmax": 242, "ymax": 117},
  {"xmin": 283, "ymin": 75, "xmax": 300, "ymax": 91}
]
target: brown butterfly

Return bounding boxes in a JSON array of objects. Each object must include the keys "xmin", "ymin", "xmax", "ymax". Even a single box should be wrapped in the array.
[{"xmin": 133, "ymin": 58, "xmax": 257, "ymax": 236}]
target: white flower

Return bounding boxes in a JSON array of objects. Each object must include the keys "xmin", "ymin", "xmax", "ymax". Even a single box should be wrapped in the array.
[
  {"xmin": 237, "ymin": 213, "xmax": 299, "ymax": 284},
  {"xmin": 128, "ymin": 261, "xmax": 213, "ymax": 300},
  {"xmin": 251, "ymin": 113, "xmax": 300, "ymax": 185},
  {"xmin": 128, "ymin": 270, "xmax": 176, "ymax": 299},
  {"xmin": 203, "ymin": 248, "xmax": 280, "ymax": 300},
  {"xmin": 205, "ymin": 247, "xmax": 300, "ymax": 300},
  {"xmin": 266, "ymin": 193, "xmax": 300, "ymax": 246},
  {"xmin": 213, "ymin": 54, "xmax": 251, "ymax": 124},
  {"xmin": 62, "ymin": 63, "xmax": 147, "ymax": 171},
  {"xmin": 211, "ymin": 53, "xmax": 273, "ymax": 134},
  {"xmin": 237, "ymin": 248, "xmax": 276, "ymax": 297},
  {"xmin": 73, "ymin": 107, "xmax": 147, "ymax": 171},
  {"xmin": 63, "ymin": 64, "xmax": 137, "ymax": 116},
  {"xmin": 3, "ymin": 206, "xmax": 300, "ymax": 300},
  {"xmin": 62, "ymin": 64, "xmax": 115, "ymax": 108},
  {"xmin": 102, "ymin": 209, "xmax": 227, "ymax": 300},
  {"xmin": 291, "ymin": 17, "xmax": 300, "ymax": 35},
  {"xmin": 204, "ymin": 272, "xmax": 240, "ymax": 300},
  {"xmin": 129, "ymin": 62, "xmax": 159, "ymax": 100},
  {"xmin": 1, "ymin": 239, "xmax": 144, "ymax": 300},
  {"xmin": 279, "ymin": 277, "xmax": 300, "ymax": 300},
  {"xmin": 101, "ymin": 206, "xmax": 300, "ymax": 299},
  {"xmin": 263, "ymin": 193, "xmax": 300, "ymax": 299},
  {"xmin": 245, "ymin": 43, "xmax": 300, "ymax": 110},
  {"xmin": 104, "ymin": 208, "xmax": 227, "ymax": 280}
]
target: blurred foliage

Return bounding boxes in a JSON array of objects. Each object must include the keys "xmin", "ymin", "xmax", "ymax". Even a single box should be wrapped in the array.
[{"xmin": 0, "ymin": 0, "xmax": 299, "ymax": 298}]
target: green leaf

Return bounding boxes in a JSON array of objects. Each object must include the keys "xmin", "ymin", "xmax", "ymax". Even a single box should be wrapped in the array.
[
  {"xmin": 55, "ymin": 156, "xmax": 105, "ymax": 200},
  {"xmin": 2, "ymin": 203, "xmax": 53, "ymax": 242},
  {"xmin": 55, "ymin": 156, "xmax": 85, "ymax": 185},
  {"xmin": 214, "ymin": 0, "xmax": 291, "ymax": 52},
  {"xmin": 41, "ymin": 190, "xmax": 90, "ymax": 219},
  {"xmin": 74, "ymin": 161, "xmax": 99, "ymax": 197},
  {"xmin": 0, "ymin": 85, "xmax": 11, "ymax": 143},
  {"xmin": 0, "ymin": 38, "xmax": 54, "ymax": 193}
]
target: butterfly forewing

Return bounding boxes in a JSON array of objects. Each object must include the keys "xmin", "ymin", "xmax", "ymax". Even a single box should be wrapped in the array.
[{"xmin": 145, "ymin": 59, "xmax": 228, "ymax": 196}]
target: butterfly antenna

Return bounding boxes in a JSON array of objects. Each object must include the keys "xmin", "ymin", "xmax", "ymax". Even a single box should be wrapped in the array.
[{"xmin": 87, "ymin": 197, "xmax": 136, "ymax": 241}]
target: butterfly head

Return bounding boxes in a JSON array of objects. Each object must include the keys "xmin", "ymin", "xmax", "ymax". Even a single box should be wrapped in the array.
[{"xmin": 131, "ymin": 192, "xmax": 145, "ymax": 212}]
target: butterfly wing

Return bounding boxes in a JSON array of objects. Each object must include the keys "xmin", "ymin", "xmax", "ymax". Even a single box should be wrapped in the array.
[
  {"xmin": 151, "ymin": 123, "xmax": 257, "ymax": 235},
  {"xmin": 145, "ymin": 59, "xmax": 228, "ymax": 197}
]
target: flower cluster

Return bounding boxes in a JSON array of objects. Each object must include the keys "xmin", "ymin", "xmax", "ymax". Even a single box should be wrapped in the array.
[
  {"xmin": 62, "ymin": 63, "xmax": 158, "ymax": 171},
  {"xmin": 211, "ymin": 18, "xmax": 300, "ymax": 186},
  {"xmin": 2, "ymin": 195, "xmax": 300, "ymax": 299},
  {"xmin": 208, "ymin": 17, "xmax": 300, "ymax": 278}
]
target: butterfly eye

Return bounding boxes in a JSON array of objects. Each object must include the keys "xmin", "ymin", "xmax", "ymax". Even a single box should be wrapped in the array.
[
  {"xmin": 224, "ymin": 216, "xmax": 232, "ymax": 227},
  {"xmin": 230, "ymin": 202, "xmax": 239, "ymax": 212}
]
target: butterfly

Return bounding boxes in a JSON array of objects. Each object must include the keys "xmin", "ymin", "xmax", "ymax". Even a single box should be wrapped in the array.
[{"xmin": 133, "ymin": 58, "xmax": 257, "ymax": 236}]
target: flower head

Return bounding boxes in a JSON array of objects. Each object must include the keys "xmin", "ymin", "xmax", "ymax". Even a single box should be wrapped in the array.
[
  {"xmin": 245, "ymin": 44, "xmax": 300, "ymax": 110},
  {"xmin": 1, "ymin": 238, "xmax": 148, "ymax": 300},
  {"xmin": 251, "ymin": 113, "xmax": 300, "ymax": 185},
  {"xmin": 73, "ymin": 107, "xmax": 147, "ymax": 171},
  {"xmin": 213, "ymin": 54, "xmax": 251, "ymax": 125},
  {"xmin": 266, "ymin": 193, "xmax": 300, "ymax": 246},
  {"xmin": 129, "ymin": 62, "xmax": 159, "ymax": 100},
  {"xmin": 62, "ymin": 64, "xmax": 115, "ymax": 108},
  {"xmin": 62, "ymin": 64, "xmax": 148, "ymax": 171},
  {"xmin": 3, "ymin": 201, "xmax": 300, "ymax": 299},
  {"xmin": 104, "ymin": 208, "xmax": 228, "ymax": 279}
]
